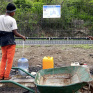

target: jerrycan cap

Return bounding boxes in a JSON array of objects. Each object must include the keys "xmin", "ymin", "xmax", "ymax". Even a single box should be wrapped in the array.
[
  {"xmin": 83, "ymin": 63, "xmax": 87, "ymax": 65},
  {"xmin": 47, "ymin": 56, "xmax": 50, "ymax": 58},
  {"xmin": 47, "ymin": 56, "xmax": 53, "ymax": 58}
]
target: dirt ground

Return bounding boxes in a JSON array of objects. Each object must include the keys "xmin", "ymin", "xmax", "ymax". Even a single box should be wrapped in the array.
[
  {"xmin": 0, "ymin": 44, "xmax": 93, "ymax": 93},
  {"xmin": 12, "ymin": 44, "xmax": 93, "ymax": 69},
  {"xmin": 0, "ymin": 44, "xmax": 93, "ymax": 73}
]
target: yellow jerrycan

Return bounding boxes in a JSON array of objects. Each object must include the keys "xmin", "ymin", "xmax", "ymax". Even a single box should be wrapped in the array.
[{"xmin": 42, "ymin": 56, "xmax": 54, "ymax": 69}]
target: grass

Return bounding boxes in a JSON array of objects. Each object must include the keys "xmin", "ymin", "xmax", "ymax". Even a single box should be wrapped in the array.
[
  {"xmin": 0, "ymin": 44, "xmax": 93, "ymax": 49},
  {"xmin": 69, "ymin": 44, "xmax": 93, "ymax": 49},
  {"xmin": 16, "ymin": 45, "xmax": 29, "ymax": 48},
  {"xmin": 60, "ymin": 44, "xmax": 93, "ymax": 50}
]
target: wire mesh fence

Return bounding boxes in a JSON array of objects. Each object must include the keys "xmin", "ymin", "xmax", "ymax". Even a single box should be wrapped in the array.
[
  {"xmin": 15, "ymin": 39, "xmax": 93, "ymax": 45},
  {"xmin": 17, "ymin": 18, "xmax": 92, "ymax": 38}
]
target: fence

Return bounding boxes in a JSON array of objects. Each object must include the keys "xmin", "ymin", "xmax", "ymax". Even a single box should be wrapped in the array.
[{"xmin": 17, "ymin": 18, "xmax": 92, "ymax": 38}]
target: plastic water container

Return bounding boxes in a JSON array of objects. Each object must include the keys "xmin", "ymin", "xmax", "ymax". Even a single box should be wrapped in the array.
[
  {"xmin": 71, "ymin": 62, "xmax": 80, "ymax": 66},
  {"xmin": 18, "ymin": 58, "xmax": 29, "ymax": 76},
  {"xmin": 82, "ymin": 63, "xmax": 88, "ymax": 68},
  {"xmin": 43, "ymin": 56, "xmax": 54, "ymax": 69}
]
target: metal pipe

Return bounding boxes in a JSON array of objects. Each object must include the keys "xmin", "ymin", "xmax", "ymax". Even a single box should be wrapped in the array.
[
  {"xmin": 12, "ymin": 67, "xmax": 35, "ymax": 78},
  {"xmin": 15, "ymin": 37, "xmax": 90, "ymax": 40}
]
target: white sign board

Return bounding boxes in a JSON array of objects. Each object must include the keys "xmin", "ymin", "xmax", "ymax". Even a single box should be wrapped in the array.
[{"xmin": 43, "ymin": 5, "xmax": 61, "ymax": 18}]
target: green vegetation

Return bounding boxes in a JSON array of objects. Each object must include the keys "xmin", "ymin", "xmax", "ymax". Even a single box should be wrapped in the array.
[
  {"xmin": 1, "ymin": 44, "xmax": 93, "ymax": 49},
  {"xmin": 16, "ymin": 45, "xmax": 29, "ymax": 48},
  {"xmin": 69, "ymin": 44, "xmax": 93, "ymax": 49},
  {"xmin": 60, "ymin": 44, "xmax": 93, "ymax": 50},
  {"xmin": 0, "ymin": 0, "xmax": 8, "ymax": 14},
  {"xmin": 0, "ymin": 0, "xmax": 93, "ymax": 37}
]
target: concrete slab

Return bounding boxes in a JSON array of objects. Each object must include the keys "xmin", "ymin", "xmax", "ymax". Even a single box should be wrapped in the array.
[{"xmin": 0, "ymin": 76, "xmax": 35, "ymax": 87}]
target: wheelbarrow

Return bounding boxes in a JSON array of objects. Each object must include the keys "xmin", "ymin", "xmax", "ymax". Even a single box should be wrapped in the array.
[{"xmin": 0, "ymin": 66, "xmax": 93, "ymax": 93}]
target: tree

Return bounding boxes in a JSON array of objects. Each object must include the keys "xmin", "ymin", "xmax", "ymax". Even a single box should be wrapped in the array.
[{"xmin": 0, "ymin": 0, "xmax": 8, "ymax": 14}]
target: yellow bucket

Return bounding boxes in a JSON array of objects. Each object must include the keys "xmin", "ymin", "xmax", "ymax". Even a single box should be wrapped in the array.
[{"xmin": 42, "ymin": 56, "xmax": 54, "ymax": 69}]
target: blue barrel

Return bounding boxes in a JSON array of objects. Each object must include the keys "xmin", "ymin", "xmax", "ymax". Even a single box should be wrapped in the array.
[{"xmin": 18, "ymin": 58, "xmax": 29, "ymax": 76}]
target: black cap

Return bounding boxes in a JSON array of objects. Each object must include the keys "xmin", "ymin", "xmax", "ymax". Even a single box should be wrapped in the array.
[{"xmin": 6, "ymin": 3, "xmax": 16, "ymax": 13}]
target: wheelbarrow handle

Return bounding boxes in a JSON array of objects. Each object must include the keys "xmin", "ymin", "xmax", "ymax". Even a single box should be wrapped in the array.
[
  {"xmin": 0, "ymin": 80, "xmax": 36, "ymax": 93},
  {"xmin": 12, "ymin": 67, "xmax": 35, "ymax": 78}
]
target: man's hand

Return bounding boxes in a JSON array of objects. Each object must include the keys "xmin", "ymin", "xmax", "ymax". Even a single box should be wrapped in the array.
[
  {"xmin": 88, "ymin": 36, "xmax": 93, "ymax": 40},
  {"xmin": 21, "ymin": 36, "xmax": 26, "ymax": 41}
]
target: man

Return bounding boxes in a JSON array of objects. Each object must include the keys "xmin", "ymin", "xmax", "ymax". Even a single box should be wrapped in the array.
[
  {"xmin": 88, "ymin": 36, "xmax": 93, "ymax": 40},
  {"xmin": 0, "ymin": 3, "xmax": 25, "ymax": 80}
]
